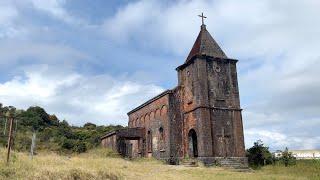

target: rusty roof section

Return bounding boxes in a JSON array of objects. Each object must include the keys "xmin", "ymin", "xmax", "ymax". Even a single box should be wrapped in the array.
[
  {"xmin": 100, "ymin": 127, "xmax": 146, "ymax": 140},
  {"xmin": 186, "ymin": 25, "xmax": 227, "ymax": 62},
  {"xmin": 100, "ymin": 130, "xmax": 117, "ymax": 140}
]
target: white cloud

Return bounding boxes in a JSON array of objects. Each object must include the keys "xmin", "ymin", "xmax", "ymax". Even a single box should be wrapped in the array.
[
  {"xmin": 26, "ymin": 0, "xmax": 82, "ymax": 24},
  {"xmin": 0, "ymin": 65, "xmax": 164, "ymax": 126},
  {"xmin": 243, "ymin": 111, "xmax": 284, "ymax": 128},
  {"xmin": 29, "ymin": 0, "xmax": 66, "ymax": 17},
  {"xmin": 245, "ymin": 129, "xmax": 320, "ymax": 150},
  {"xmin": 0, "ymin": 0, "xmax": 73, "ymax": 40},
  {"xmin": 0, "ymin": 41, "xmax": 88, "ymax": 66},
  {"xmin": 0, "ymin": 0, "xmax": 83, "ymax": 27},
  {"xmin": 103, "ymin": 0, "xmax": 320, "ymax": 59},
  {"xmin": 102, "ymin": 0, "xmax": 206, "ymax": 55},
  {"xmin": 0, "ymin": 3, "xmax": 23, "ymax": 38}
]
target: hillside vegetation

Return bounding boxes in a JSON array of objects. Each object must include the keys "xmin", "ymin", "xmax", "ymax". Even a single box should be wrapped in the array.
[
  {"xmin": 0, "ymin": 104, "xmax": 123, "ymax": 153},
  {"xmin": 0, "ymin": 148, "xmax": 319, "ymax": 180}
]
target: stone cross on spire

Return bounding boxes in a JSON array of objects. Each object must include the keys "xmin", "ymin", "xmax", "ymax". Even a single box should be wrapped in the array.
[{"xmin": 198, "ymin": 12, "xmax": 207, "ymax": 25}]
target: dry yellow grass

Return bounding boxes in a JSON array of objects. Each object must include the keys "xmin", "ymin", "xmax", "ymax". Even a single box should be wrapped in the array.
[{"xmin": 0, "ymin": 148, "xmax": 319, "ymax": 180}]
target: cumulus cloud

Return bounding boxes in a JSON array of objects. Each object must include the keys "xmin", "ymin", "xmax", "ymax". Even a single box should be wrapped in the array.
[
  {"xmin": 28, "ymin": 0, "xmax": 67, "ymax": 17},
  {"xmin": 0, "ymin": 65, "xmax": 164, "ymax": 125},
  {"xmin": 245, "ymin": 129, "xmax": 320, "ymax": 150},
  {"xmin": 0, "ymin": 0, "xmax": 83, "ymax": 27},
  {"xmin": 102, "ymin": 0, "xmax": 205, "ymax": 55},
  {"xmin": 24, "ymin": 0, "xmax": 83, "ymax": 24}
]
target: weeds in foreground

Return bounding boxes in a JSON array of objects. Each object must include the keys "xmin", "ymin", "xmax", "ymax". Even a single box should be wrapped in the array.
[{"xmin": 0, "ymin": 148, "xmax": 319, "ymax": 180}]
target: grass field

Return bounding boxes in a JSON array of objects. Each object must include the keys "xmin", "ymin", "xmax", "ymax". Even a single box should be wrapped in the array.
[{"xmin": 0, "ymin": 148, "xmax": 319, "ymax": 180}]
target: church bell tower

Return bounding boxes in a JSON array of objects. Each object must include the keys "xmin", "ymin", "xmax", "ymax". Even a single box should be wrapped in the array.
[{"xmin": 176, "ymin": 14, "xmax": 246, "ymax": 163}]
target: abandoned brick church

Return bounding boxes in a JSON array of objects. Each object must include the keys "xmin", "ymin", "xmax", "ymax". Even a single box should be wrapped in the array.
[{"xmin": 101, "ymin": 21, "xmax": 247, "ymax": 166}]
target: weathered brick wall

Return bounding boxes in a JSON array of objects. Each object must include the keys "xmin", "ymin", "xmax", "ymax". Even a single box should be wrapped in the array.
[
  {"xmin": 127, "ymin": 93, "xmax": 171, "ymax": 159},
  {"xmin": 168, "ymin": 89, "xmax": 183, "ymax": 163},
  {"xmin": 211, "ymin": 109, "xmax": 235, "ymax": 156},
  {"xmin": 177, "ymin": 58, "xmax": 214, "ymax": 158},
  {"xmin": 176, "ymin": 56, "xmax": 245, "ymax": 159},
  {"xmin": 207, "ymin": 58, "xmax": 240, "ymax": 108},
  {"xmin": 101, "ymin": 134, "xmax": 117, "ymax": 152},
  {"xmin": 206, "ymin": 58, "xmax": 245, "ymax": 157},
  {"xmin": 231, "ymin": 110, "xmax": 245, "ymax": 157}
]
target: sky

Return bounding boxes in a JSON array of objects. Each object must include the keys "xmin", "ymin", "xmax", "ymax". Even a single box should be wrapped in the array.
[{"xmin": 0, "ymin": 0, "xmax": 319, "ymax": 151}]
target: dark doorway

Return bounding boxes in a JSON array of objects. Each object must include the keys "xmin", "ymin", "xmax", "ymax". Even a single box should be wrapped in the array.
[{"xmin": 188, "ymin": 129, "xmax": 198, "ymax": 158}]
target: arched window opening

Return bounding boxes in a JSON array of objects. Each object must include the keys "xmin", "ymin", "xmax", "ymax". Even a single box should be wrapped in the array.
[
  {"xmin": 159, "ymin": 127, "xmax": 165, "ymax": 151},
  {"xmin": 147, "ymin": 130, "xmax": 152, "ymax": 152},
  {"xmin": 159, "ymin": 127, "xmax": 164, "ymax": 141}
]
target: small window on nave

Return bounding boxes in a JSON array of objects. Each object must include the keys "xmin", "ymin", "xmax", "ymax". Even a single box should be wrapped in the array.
[
  {"xmin": 159, "ymin": 127, "xmax": 164, "ymax": 141},
  {"xmin": 147, "ymin": 130, "xmax": 152, "ymax": 152},
  {"xmin": 159, "ymin": 127, "xmax": 165, "ymax": 151}
]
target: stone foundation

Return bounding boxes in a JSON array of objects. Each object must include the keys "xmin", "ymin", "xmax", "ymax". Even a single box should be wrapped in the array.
[{"xmin": 193, "ymin": 157, "xmax": 248, "ymax": 168}]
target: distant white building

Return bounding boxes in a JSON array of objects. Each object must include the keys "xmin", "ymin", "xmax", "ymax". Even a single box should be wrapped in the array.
[{"xmin": 273, "ymin": 150, "xmax": 320, "ymax": 160}]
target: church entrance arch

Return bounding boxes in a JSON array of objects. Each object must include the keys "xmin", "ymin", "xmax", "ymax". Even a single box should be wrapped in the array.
[{"xmin": 188, "ymin": 129, "xmax": 198, "ymax": 158}]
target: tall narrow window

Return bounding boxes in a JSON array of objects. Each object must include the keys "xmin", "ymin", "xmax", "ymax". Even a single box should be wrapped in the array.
[
  {"xmin": 147, "ymin": 130, "xmax": 152, "ymax": 152},
  {"xmin": 159, "ymin": 127, "xmax": 165, "ymax": 151}
]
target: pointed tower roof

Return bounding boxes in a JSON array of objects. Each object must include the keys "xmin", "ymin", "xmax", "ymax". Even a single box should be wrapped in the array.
[{"xmin": 186, "ymin": 24, "xmax": 227, "ymax": 62}]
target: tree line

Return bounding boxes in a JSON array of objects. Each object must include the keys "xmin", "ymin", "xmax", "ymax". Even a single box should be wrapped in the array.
[{"xmin": 0, "ymin": 103, "xmax": 124, "ymax": 154}]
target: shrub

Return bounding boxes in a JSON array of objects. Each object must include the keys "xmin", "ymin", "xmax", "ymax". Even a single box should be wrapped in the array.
[
  {"xmin": 61, "ymin": 138, "xmax": 75, "ymax": 150},
  {"xmin": 281, "ymin": 147, "xmax": 296, "ymax": 166},
  {"xmin": 246, "ymin": 140, "xmax": 273, "ymax": 168},
  {"xmin": 73, "ymin": 141, "xmax": 87, "ymax": 153}
]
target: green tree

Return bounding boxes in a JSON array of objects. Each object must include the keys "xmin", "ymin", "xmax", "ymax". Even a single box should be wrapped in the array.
[
  {"xmin": 246, "ymin": 140, "xmax": 273, "ymax": 168},
  {"xmin": 27, "ymin": 106, "xmax": 51, "ymax": 126},
  {"xmin": 57, "ymin": 120, "xmax": 74, "ymax": 139},
  {"xmin": 17, "ymin": 110, "xmax": 42, "ymax": 131},
  {"xmin": 281, "ymin": 147, "xmax": 296, "ymax": 166},
  {"xmin": 84, "ymin": 122, "xmax": 97, "ymax": 130}
]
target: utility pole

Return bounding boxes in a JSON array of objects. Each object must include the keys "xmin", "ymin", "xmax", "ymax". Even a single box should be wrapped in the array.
[
  {"xmin": 30, "ymin": 132, "xmax": 36, "ymax": 160},
  {"xmin": 6, "ymin": 115, "xmax": 14, "ymax": 164},
  {"xmin": 3, "ymin": 118, "xmax": 7, "ymax": 135}
]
